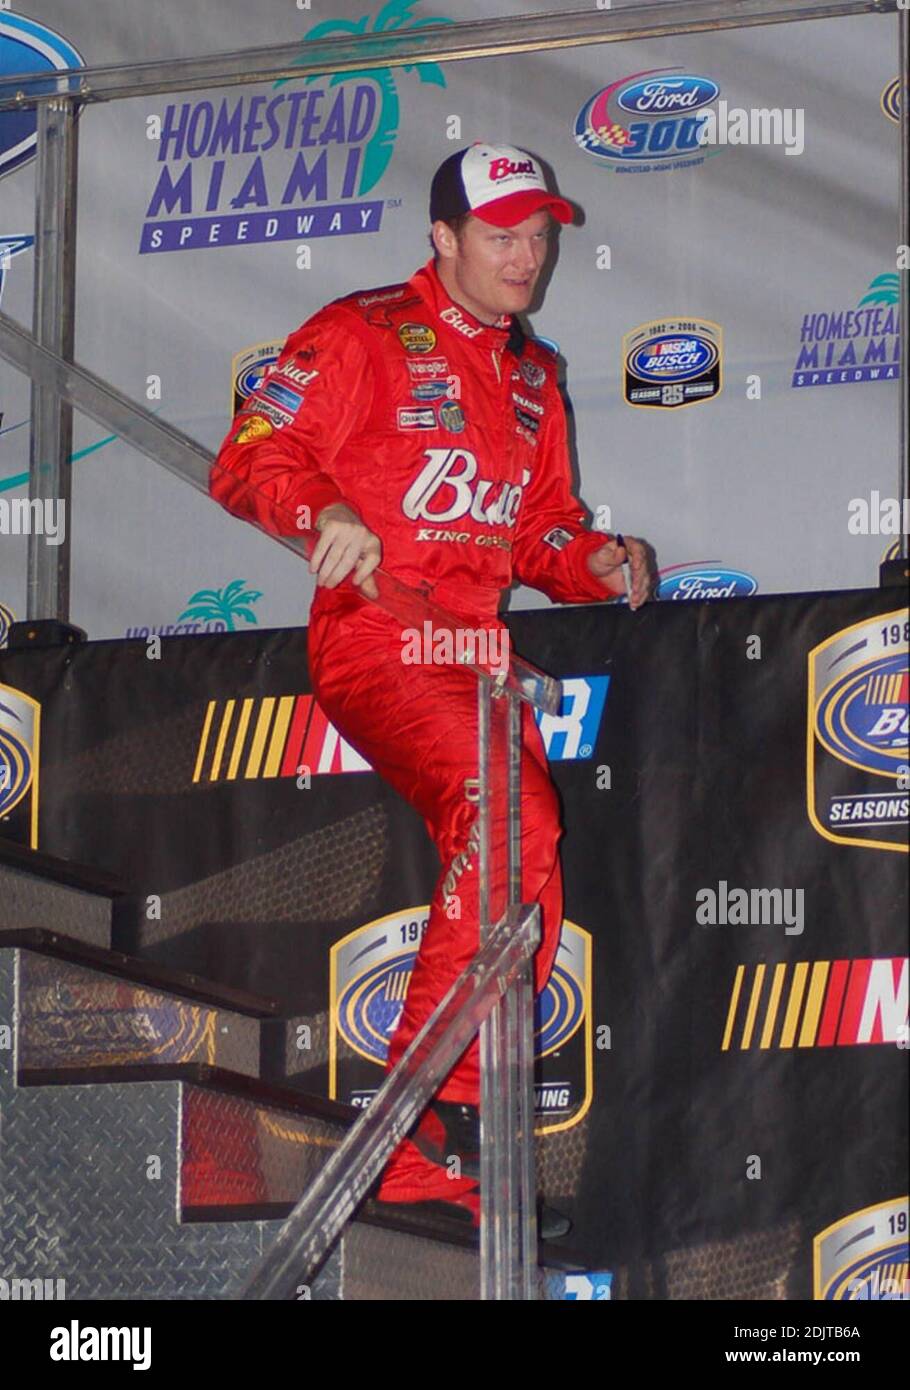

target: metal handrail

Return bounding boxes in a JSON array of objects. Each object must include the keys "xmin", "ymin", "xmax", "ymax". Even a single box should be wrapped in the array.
[{"xmin": 240, "ymin": 902, "xmax": 540, "ymax": 1300}]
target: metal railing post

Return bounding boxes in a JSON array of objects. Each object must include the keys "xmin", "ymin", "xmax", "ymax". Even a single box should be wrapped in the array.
[
  {"xmin": 510, "ymin": 691, "xmax": 538, "ymax": 1300},
  {"xmin": 899, "ymin": 4, "xmax": 909, "ymax": 560},
  {"xmin": 479, "ymin": 679, "xmax": 539, "ymax": 1300},
  {"xmin": 27, "ymin": 98, "xmax": 78, "ymax": 621}
]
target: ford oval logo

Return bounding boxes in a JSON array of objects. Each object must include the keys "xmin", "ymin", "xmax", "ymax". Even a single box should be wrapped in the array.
[
  {"xmin": 658, "ymin": 566, "xmax": 758, "ymax": 601},
  {"xmin": 630, "ymin": 334, "xmax": 717, "ymax": 383},
  {"xmin": 0, "ymin": 16, "xmax": 84, "ymax": 180},
  {"xmin": 618, "ymin": 74, "xmax": 719, "ymax": 117}
]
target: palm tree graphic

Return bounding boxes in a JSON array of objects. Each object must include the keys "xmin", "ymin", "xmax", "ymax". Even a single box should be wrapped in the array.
[
  {"xmin": 178, "ymin": 580, "xmax": 263, "ymax": 632},
  {"xmin": 858, "ymin": 274, "xmax": 900, "ymax": 308},
  {"xmin": 276, "ymin": 0, "xmax": 453, "ymax": 195}
]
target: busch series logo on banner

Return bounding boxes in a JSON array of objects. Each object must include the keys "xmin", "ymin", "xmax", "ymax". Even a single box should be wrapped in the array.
[
  {"xmin": 0, "ymin": 681, "xmax": 40, "ymax": 849},
  {"xmin": 814, "ymin": 1198, "xmax": 909, "ymax": 1300},
  {"xmin": 330, "ymin": 911, "xmax": 593, "ymax": 1133},
  {"xmin": 623, "ymin": 318, "xmax": 722, "ymax": 409},
  {"xmin": 807, "ymin": 609, "xmax": 909, "ymax": 852}
]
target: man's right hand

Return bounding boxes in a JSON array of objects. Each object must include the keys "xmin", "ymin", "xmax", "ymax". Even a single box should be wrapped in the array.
[{"xmin": 309, "ymin": 503, "xmax": 382, "ymax": 600}]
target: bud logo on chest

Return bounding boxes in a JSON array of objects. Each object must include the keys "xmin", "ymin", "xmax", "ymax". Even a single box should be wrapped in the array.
[
  {"xmin": 440, "ymin": 305, "xmax": 484, "ymax": 339},
  {"xmin": 403, "ymin": 449, "xmax": 528, "ymax": 528}
]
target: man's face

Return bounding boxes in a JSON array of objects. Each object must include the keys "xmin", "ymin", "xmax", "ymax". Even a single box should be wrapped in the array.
[{"xmin": 435, "ymin": 209, "xmax": 553, "ymax": 325}]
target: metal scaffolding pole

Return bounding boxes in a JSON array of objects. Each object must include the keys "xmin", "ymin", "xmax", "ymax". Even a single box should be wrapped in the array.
[
  {"xmin": 27, "ymin": 99, "xmax": 78, "ymax": 621},
  {"xmin": 0, "ymin": 2, "xmax": 897, "ymax": 110},
  {"xmin": 899, "ymin": 4, "xmax": 909, "ymax": 560}
]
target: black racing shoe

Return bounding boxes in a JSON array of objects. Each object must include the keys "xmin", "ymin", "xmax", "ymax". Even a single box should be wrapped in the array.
[
  {"xmin": 538, "ymin": 1202, "xmax": 572, "ymax": 1242},
  {"xmin": 409, "ymin": 1101, "xmax": 481, "ymax": 1180},
  {"xmin": 428, "ymin": 1101, "xmax": 480, "ymax": 1180},
  {"xmin": 372, "ymin": 1190, "xmax": 571, "ymax": 1240},
  {"xmin": 371, "ymin": 1193, "xmax": 478, "ymax": 1227}
]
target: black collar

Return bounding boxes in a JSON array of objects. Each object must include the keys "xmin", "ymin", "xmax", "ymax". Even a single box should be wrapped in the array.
[{"xmin": 506, "ymin": 315, "xmax": 526, "ymax": 359}]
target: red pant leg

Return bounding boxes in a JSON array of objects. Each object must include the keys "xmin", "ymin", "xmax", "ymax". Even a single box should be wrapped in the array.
[{"xmin": 308, "ymin": 602, "xmax": 564, "ymax": 1199}]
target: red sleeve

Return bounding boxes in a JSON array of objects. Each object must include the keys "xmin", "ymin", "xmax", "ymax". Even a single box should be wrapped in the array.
[
  {"xmin": 510, "ymin": 380, "xmax": 615, "ymax": 604},
  {"xmin": 209, "ymin": 305, "xmax": 374, "ymax": 537}
]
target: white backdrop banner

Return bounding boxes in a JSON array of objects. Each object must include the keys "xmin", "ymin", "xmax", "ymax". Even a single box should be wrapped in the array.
[{"xmin": 0, "ymin": 0, "xmax": 903, "ymax": 641}]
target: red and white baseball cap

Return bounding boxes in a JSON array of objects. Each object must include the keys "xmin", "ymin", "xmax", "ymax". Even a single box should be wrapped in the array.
[{"xmin": 430, "ymin": 142, "xmax": 574, "ymax": 228}]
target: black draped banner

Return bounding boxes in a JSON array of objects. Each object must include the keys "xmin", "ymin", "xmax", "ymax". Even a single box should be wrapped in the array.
[{"xmin": 1, "ymin": 587, "xmax": 906, "ymax": 1298}]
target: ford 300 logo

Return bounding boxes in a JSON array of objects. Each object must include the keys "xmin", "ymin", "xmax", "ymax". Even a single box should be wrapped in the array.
[
  {"xmin": 630, "ymin": 334, "xmax": 717, "ymax": 383},
  {"xmin": 658, "ymin": 566, "xmax": 758, "ymax": 600},
  {"xmin": 617, "ymin": 74, "xmax": 719, "ymax": 116},
  {"xmin": 0, "ymin": 16, "xmax": 84, "ymax": 179}
]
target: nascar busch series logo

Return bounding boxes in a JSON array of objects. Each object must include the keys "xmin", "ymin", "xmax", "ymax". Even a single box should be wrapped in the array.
[
  {"xmin": 0, "ymin": 16, "xmax": 84, "ymax": 181},
  {"xmin": 231, "ymin": 340, "xmax": 286, "ymax": 415},
  {"xmin": 0, "ymin": 600, "xmax": 14, "ymax": 648},
  {"xmin": 0, "ymin": 681, "xmax": 40, "ymax": 848},
  {"xmin": 575, "ymin": 69, "xmax": 721, "ymax": 173},
  {"xmin": 807, "ymin": 609, "xmax": 909, "ymax": 852},
  {"xmin": 330, "ymin": 911, "xmax": 593, "ymax": 1131},
  {"xmin": 815, "ymin": 1199, "xmax": 909, "ymax": 1300},
  {"xmin": 881, "ymin": 78, "xmax": 900, "ymax": 125},
  {"xmin": 139, "ymin": 2, "xmax": 452, "ymax": 253},
  {"xmin": 623, "ymin": 318, "xmax": 722, "ymax": 408}
]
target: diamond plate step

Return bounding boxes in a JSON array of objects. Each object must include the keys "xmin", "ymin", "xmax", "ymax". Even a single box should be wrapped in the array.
[
  {"xmin": 0, "ymin": 950, "xmax": 569, "ymax": 1298},
  {"xmin": 12, "ymin": 947, "xmax": 266, "ymax": 1080},
  {"xmin": 0, "ymin": 839, "xmax": 129, "ymax": 949}
]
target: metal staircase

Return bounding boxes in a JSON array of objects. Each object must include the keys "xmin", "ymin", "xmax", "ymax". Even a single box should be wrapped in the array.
[{"xmin": 0, "ymin": 842, "xmax": 570, "ymax": 1299}]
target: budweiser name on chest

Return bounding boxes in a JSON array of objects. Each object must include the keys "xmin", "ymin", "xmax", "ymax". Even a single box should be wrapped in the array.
[{"xmin": 403, "ymin": 449, "xmax": 529, "ymax": 527}]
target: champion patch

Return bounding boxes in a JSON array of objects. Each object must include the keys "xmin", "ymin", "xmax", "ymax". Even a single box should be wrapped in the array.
[{"xmin": 397, "ymin": 406, "xmax": 437, "ymax": 430}]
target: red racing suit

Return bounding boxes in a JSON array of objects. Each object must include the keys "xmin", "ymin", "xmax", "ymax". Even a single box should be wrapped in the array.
[{"xmin": 210, "ymin": 257, "xmax": 614, "ymax": 1205}]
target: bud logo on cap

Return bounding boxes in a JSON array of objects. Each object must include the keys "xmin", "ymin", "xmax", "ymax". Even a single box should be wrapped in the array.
[
  {"xmin": 461, "ymin": 146, "xmax": 568, "ymax": 221},
  {"xmin": 430, "ymin": 142, "xmax": 573, "ymax": 228}
]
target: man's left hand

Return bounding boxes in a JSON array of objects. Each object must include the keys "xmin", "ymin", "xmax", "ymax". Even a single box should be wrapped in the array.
[{"xmin": 586, "ymin": 534, "xmax": 652, "ymax": 611}]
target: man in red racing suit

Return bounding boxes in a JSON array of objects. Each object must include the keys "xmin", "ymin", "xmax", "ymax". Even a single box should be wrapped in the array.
[{"xmin": 210, "ymin": 142, "xmax": 650, "ymax": 1226}]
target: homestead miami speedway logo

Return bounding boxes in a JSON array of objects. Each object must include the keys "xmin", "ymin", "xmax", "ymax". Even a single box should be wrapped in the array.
[
  {"xmin": 807, "ymin": 609, "xmax": 909, "ymax": 852},
  {"xmin": 330, "ymin": 910, "xmax": 593, "ymax": 1133},
  {"xmin": 140, "ymin": 1, "xmax": 453, "ymax": 254}
]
